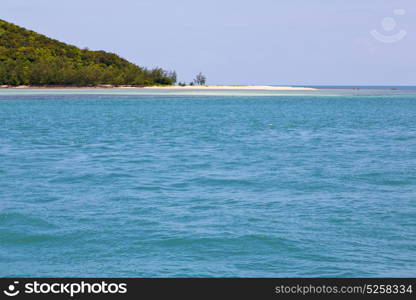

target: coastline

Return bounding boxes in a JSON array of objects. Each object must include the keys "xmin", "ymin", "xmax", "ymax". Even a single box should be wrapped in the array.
[{"xmin": 0, "ymin": 85, "xmax": 316, "ymax": 91}]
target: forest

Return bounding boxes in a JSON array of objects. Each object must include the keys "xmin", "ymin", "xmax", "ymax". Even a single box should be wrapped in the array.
[{"xmin": 0, "ymin": 19, "xmax": 176, "ymax": 86}]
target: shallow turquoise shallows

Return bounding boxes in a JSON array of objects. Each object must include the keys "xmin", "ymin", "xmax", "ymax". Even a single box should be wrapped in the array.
[{"xmin": 1, "ymin": 89, "xmax": 415, "ymax": 277}]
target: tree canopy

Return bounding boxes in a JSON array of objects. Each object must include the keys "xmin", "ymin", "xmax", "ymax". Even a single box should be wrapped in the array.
[{"xmin": 0, "ymin": 19, "xmax": 175, "ymax": 86}]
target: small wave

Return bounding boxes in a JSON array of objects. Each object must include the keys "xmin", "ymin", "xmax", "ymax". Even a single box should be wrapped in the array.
[
  {"xmin": 189, "ymin": 177, "xmax": 255, "ymax": 187},
  {"xmin": 154, "ymin": 234, "xmax": 299, "ymax": 253},
  {"xmin": 0, "ymin": 212, "xmax": 57, "ymax": 229},
  {"xmin": 0, "ymin": 229, "xmax": 59, "ymax": 244},
  {"xmin": 132, "ymin": 185, "xmax": 162, "ymax": 191}
]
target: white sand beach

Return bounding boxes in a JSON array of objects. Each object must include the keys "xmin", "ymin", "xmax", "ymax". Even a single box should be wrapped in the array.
[{"xmin": 143, "ymin": 85, "xmax": 316, "ymax": 91}]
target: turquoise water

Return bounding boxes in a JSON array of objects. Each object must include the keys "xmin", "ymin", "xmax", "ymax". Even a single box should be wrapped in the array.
[{"xmin": 1, "ymin": 89, "xmax": 415, "ymax": 277}]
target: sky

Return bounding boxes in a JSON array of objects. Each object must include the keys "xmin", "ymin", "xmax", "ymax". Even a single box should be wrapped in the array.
[{"xmin": 1, "ymin": 0, "xmax": 415, "ymax": 85}]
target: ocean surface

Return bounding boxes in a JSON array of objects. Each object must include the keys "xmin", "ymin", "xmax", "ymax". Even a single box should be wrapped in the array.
[{"xmin": 1, "ymin": 88, "xmax": 415, "ymax": 277}]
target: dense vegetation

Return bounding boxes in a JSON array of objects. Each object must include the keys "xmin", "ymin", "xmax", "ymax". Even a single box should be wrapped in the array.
[{"xmin": 0, "ymin": 19, "xmax": 176, "ymax": 86}]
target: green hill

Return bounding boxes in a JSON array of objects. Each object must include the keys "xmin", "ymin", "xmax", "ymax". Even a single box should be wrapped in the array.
[{"xmin": 0, "ymin": 19, "xmax": 176, "ymax": 86}]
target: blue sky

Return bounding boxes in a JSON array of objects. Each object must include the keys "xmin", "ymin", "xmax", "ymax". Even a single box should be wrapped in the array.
[{"xmin": 1, "ymin": 0, "xmax": 415, "ymax": 85}]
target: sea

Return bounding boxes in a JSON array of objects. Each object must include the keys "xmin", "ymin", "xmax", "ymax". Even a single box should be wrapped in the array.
[{"xmin": 0, "ymin": 87, "xmax": 415, "ymax": 277}]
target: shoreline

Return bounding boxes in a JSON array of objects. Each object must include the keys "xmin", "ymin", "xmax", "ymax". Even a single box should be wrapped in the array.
[
  {"xmin": 0, "ymin": 85, "xmax": 317, "ymax": 91},
  {"xmin": 144, "ymin": 85, "xmax": 317, "ymax": 91}
]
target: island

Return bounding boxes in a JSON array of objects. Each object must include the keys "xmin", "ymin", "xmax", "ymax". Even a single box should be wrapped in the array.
[
  {"xmin": 0, "ymin": 19, "xmax": 314, "ymax": 91},
  {"xmin": 0, "ymin": 19, "xmax": 175, "ymax": 87}
]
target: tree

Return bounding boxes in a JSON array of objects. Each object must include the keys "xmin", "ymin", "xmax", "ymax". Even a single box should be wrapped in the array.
[
  {"xmin": 167, "ymin": 70, "xmax": 177, "ymax": 85},
  {"xmin": 193, "ymin": 72, "xmax": 206, "ymax": 85}
]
